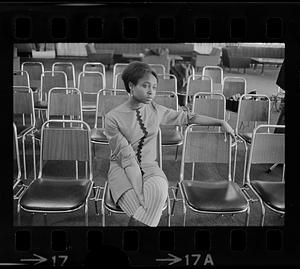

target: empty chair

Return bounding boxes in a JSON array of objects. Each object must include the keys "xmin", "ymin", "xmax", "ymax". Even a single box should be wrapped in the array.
[
  {"xmin": 182, "ymin": 74, "xmax": 213, "ymax": 107},
  {"xmin": 13, "ymin": 86, "xmax": 37, "ymax": 180},
  {"xmin": 99, "ymin": 128, "xmax": 171, "ymax": 226},
  {"xmin": 173, "ymin": 125, "xmax": 250, "ymax": 226},
  {"xmin": 21, "ymin": 62, "xmax": 44, "ymax": 92},
  {"xmin": 157, "ymin": 74, "xmax": 177, "ymax": 94},
  {"xmin": 52, "ymin": 62, "xmax": 76, "ymax": 88},
  {"xmin": 13, "ymin": 70, "xmax": 30, "ymax": 87},
  {"xmin": 77, "ymin": 71, "xmax": 106, "ymax": 111},
  {"xmin": 154, "ymin": 91, "xmax": 183, "ymax": 160},
  {"xmin": 35, "ymin": 71, "xmax": 68, "ymax": 111},
  {"xmin": 17, "ymin": 120, "xmax": 94, "ymax": 226},
  {"xmin": 236, "ymin": 94, "xmax": 271, "ymax": 184},
  {"xmin": 202, "ymin": 66, "xmax": 224, "ymax": 93},
  {"xmin": 244, "ymin": 124, "xmax": 285, "ymax": 226}
]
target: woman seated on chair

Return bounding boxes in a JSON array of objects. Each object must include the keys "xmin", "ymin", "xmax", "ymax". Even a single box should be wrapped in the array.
[{"xmin": 104, "ymin": 61, "xmax": 235, "ymax": 227}]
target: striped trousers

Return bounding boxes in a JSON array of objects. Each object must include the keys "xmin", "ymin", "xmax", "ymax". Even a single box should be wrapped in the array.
[{"xmin": 118, "ymin": 176, "xmax": 168, "ymax": 227}]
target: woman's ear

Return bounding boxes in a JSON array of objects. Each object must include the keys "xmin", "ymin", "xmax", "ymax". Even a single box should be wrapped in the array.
[{"xmin": 128, "ymin": 82, "xmax": 134, "ymax": 94}]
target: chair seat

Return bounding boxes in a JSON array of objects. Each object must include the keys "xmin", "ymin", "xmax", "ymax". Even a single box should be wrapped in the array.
[
  {"xmin": 251, "ymin": 181, "xmax": 285, "ymax": 212},
  {"xmin": 181, "ymin": 180, "xmax": 248, "ymax": 212},
  {"xmin": 239, "ymin": 132, "xmax": 252, "ymax": 143},
  {"xmin": 34, "ymin": 100, "xmax": 48, "ymax": 109},
  {"xmin": 20, "ymin": 178, "xmax": 92, "ymax": 211},
  {"xmin": 104, "ymin": 187, "xmax": 123, "ymax": 212},
  {"xmin": 161, "ymin": 128, "xmax": 183, "ymax": 145},
  {"xmin": 91, "ymin": 128, "xmax": 108, "ymax": 143}
]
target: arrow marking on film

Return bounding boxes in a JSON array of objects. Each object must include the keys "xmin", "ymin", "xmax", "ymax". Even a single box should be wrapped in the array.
[
  {"xmin": 20, "ymin": 253, "xmax": 47, "ymax": 265},
  {"xmin": 156, "ymin": 253, "xmax": 182, "ymax": 265}
]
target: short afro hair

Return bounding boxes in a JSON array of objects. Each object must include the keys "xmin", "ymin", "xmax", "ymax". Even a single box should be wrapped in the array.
[{"xmin": 121, "ymin": 61, "xmax": 158, "ymax": 93}]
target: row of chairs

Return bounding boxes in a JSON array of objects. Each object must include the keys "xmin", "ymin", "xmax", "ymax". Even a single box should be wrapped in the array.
[
  {"xmin": 14, "ymin": 117, "xmax": 285, "ymax": 226},
  {"xmin": 13, "ymin": 84, "xmax": 273, "ymax": 183}
]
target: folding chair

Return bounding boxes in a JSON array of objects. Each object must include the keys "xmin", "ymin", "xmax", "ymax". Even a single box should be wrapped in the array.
[
  {"xmin": 181, "ymin": 74, "xmax": 213, "ymax": 108},
  {"xmin": 244, "ymin": 124, "xmax": 285, "ymax": 226},
  {"xmin": 98, "ymin": 129, "xmax": 171, "ymax": 227},
  {"xmin": 154, "ymin": 91, "xmax": 183, "ymax": 160},
  {"xmin": 235, "ymin": 94, "xmax": 271, "ymax": 185},
  {"xmin": 90, "ymin": 89, "xmax": 129, "ymax": 157},
  {"xmin": 21, "ymin": 62, "xmax": 44, "ymax": 93},
  {"xmin": 173, "ymin": 125, "xmax": 250, "ymax": 226},
  {"xmin": 202, "ymin": 66, "xmax": 224, "ymax": 93},
  {"xmin": 52, "ymin": 62, "xmax": 76, "ymax": 88},
  {"xmin": 77, "ymin": 71, "xmax": 106, "ymax": 112},
  {"xmin": 157, "ymin": 74, "xmax": 177, "ymax": 94},
  {"xmin": 13, "ymin": 70, "xmax": 30, "ymax": 87},
  {"xmin": 13, "ymin": 86, "xmax": 36, "ymax": 180},
  {"xmin": 17, "ymin": 120, "xmax": 94, "ymax": 226},
  {"xmin": 83, "ymin": 62, "xmax": 106, "ymax": 82}
]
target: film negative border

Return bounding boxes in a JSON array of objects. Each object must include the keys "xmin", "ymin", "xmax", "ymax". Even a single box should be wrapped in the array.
[{"xmin": 2, "ymin": 2, "xmax": 300, "ymax": 268}]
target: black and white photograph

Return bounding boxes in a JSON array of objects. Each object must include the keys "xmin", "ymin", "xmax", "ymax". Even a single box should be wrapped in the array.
[{"xmin": 13, "ymin": 42, "xmax": 285, "ymax": 227}]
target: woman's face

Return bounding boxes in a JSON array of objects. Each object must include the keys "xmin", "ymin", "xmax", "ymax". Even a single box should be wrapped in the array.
[{"xmin": 130, "ymin": 73, "xmax": 158, "ymax": 104}]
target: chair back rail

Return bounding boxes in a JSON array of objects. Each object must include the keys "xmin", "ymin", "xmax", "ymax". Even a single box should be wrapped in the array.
[
  {"xmin": 52, "ymin": 62, "xmax": 76, "ymax": 88},
  {"xmin": 223, "ymin": 77, "xmax": 247, "ymax": 99}
]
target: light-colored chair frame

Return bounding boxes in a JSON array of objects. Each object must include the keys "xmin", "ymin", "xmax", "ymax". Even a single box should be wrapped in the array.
[
  {"xmin": 13, "ymin": 70, "xmax": 30, "ymax": 87},
  {"xmin": 157, "ymin": 73, "xmax": 178, "ymax": 94},
  {"xmin": 202, "ymin": 66, "xmax": 224, "ymax": 94},
  {"xmin": 17, "ymin": 119, "xmax": 94, "ymax": 226},
  {"xmin": 52, "ymin": 62, "xmax": 76, "ymax": 88}
]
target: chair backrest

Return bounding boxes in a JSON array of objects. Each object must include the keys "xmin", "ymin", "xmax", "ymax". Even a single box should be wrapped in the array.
[
  {"xmin": 223, "ymin": 76, "xmax": 247, "ymax": 99},
  {"xmin": 78, "ymin": 71, "xmax": 106, "ymax": 93},
  {"xmin": 21, "ymin": 62, "xmax": 44, "ymax": 89},
  {"xmin": 13, "ymin": 86, "xmax": 36, "ymax": 128},
  {"xmin": 157, "ymin": 128, "xmax": 162, "ymax": 168},
  {"xmin": 13, "ymin": 122, "xmax": 21, "ymax": 182},
  {"xmin": 41, "ymin": 71, "xmax": 68, "ymax": 102},
  {"xmin": 13, "ymin": 70, "xmax": 30, "ymax": 87},
  {"xmin": 113, "ymin": 72, "xmax": 125, "ymax": 90},
  {"xmin": 180, "ymin": 124, "xmax": 234, "ymax": 182},
  {"xmin": 143, "ymin": 55, "xmax": 170, "ymax": 74},
  {"xmin": 192, "ymin": 92, "xmax": 226, "ymax": 120},
  {"xmin": 154, "ymin": 91, "xmax": 178, "ymax": 111},
  {"xmin": 39, "ymin": 119, "xmax": 92, "ymax": 180},
  {"xmin": 246, "ymin": 124, "xmax": 285, "ymax": 183},
  {"xmin": 47, "ymin": 87, "xmax": 83, "ymax": 121},
  {"xmin": 95, "ymin": 89, "xmax": 129, "ymax": 128},
  {"xmin": 186, "ymin": 75, "xmax": 213, "ymax": 105},
  {"xmin": 236, "ymin": 94, "xmax": 271, "ymax": 133},
  {"xmin": 202, "ymin": 66, "xmax": 224, "ymax": 93},
  {"xmin": 52, "ymin": 62, "xmax": 76, "ymax": 88},
  {"xmin": 83, "ymin": 62, "xmax": 106, "ymax": 79},
  {"xmin": 157, "ymin": 74, "xmax": 177, "ymax": 93}
]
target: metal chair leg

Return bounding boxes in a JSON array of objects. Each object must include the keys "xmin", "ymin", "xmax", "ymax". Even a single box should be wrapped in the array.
[
  {"xmin": 22, "ymin": 136, "xmax": 27, "ymax": 179},
  {"xmin": 171, "ymin": 184, "xmax": 179, "ymax": 215}
]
